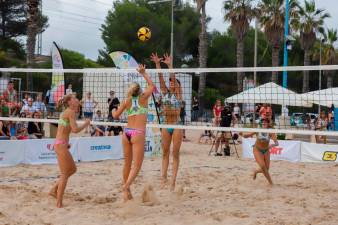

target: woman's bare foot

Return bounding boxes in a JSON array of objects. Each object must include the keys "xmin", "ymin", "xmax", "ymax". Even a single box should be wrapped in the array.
[
  {"xmin": 122, "ymin": 186, "xmax": 133, "ymax": 202},
  {"xmin": 252, "ymin": 170, "xmax": 258, "ymax": 180},
  {"xmin": 160, "ymin": 177, "xmax": 168, "ymax": 189},
  {"xmin": 127, "ymin": 188, "xmax": 133, "ymax": 200},
  {"xmin": 56, "ymin": 200, "xmax": 63, "ymax": 208},
  {"xmin": 49, "ymin": 187, "xmax": 57, "ymax": 199},
  {"xmin": 170, "ymin": 181, "xmax": 175, "ymax": 192}
]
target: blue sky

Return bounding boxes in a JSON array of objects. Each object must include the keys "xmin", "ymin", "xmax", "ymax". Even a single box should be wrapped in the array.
[{"xmin": 41, "ymin": 0, "xmax": 338, "ymax": 60}]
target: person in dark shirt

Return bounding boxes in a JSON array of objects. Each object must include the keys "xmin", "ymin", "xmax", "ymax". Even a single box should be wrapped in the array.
[
  {"xmin": 214, "ymin": 106, "xmax": 234, "ymax": 156},
  {"xmin": 28, "ymin": 112, "xmax": 43, "ymax": 139},
  {"xmin": 108, "ymin": 91, "xmax": 120, "ymax": 118}
]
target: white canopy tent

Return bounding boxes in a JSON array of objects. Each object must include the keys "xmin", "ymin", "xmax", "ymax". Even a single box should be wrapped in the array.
[
  {"xmin": 301, "ymin": 88, "xmax": 338, "ymax": 107},
  {"xmin": 226, "ymin": 82, "xmax": 311, "ymax": 107}
]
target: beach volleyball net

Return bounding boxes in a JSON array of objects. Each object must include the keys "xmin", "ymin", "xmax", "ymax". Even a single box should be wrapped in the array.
[{"xmin": 0, "ymin": 65, "xmax": 337, "ymax": 137}]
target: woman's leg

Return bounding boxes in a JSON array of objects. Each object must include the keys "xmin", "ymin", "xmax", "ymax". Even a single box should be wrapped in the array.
[
  {"xmin": 161, "ymin": 129, "xmax": 172, "ymax": 187},
  {"xmin": 122, "ymin": 134, "xmax": 133, "ymax": 201},
  {"xmin": 54, "ymin": 145, "xmax": 77, "ymax": 208},
  {"xmin": 123, "ymin": 133, "xmax": 145, "ymax": 201},
  {"xmin": 253, "ymin": 148, "xmax": 273, "ymax": 185},
  {"xmin": 171, "ymin": 129, "xmax": 183, "ymax": 191}
]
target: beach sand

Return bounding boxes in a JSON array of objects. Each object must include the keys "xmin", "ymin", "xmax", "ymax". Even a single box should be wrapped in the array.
[{"xmin": 0, "ymin": 130, "xmax": 338, "ymax": 225}]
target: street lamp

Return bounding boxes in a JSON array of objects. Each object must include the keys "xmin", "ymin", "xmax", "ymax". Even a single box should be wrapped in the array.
[{"xmin": 148, "ymin": 0, "xmax": 174, "ymax": 66}]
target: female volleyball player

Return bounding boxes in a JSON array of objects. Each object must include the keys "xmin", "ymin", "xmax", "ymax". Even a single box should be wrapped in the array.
[
  {"xmin": 240, "ymin": 119, "xmax": 278, "ymax": 185},
  {"xmin": 150, "ymin": 53, "xmax": 183, "ymax": 191},
  {"xmin": 112, "ymin": 64, "xmax": 155, "ymax": 202},
  {"xmin": 49, "ymin": 94, "xmax": 90, "ymax": 208}
]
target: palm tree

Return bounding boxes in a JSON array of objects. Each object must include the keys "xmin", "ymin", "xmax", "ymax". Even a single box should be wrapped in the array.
[
  {"xmin": 26, "ymin": 0, "xmax": 39, "ymax": 90},
  {"xmin": 224, "ymin": 0, "xmax": 256, "ymax": 92},
  {"xmin": 322, "ymin": 29, "xmax": 337, "ymax": 88},
  {"xmin": 258, "ymin": 0, "xmax": 297, "ymax": 84},
  {"xmin": 294, "ymin": 0, "xmax": 330, "ymax": 92},
  {"xmin": 196, "ymin": 0, "xmax": 208, "ymax": 109}
]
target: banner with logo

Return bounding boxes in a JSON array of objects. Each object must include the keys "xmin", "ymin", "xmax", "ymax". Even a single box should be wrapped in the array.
[
  {"xmin": 77, "ymin": 136, "xmax": 123, "ymax": 162},
  {"xmin": 0, "ymin": 140, "xmax": 25, "ymax": 167},
  {"xmin": 24, "ymin": 138, "xmax": 78, "ymax": 165},
  {"xmin": 242, "ymin": 138, "xmax": 301, "ymax": 162},
  {"xmin": 50, "ymin": 42, "xmax": 65, "ymax": 104},
  {"xmin": 301, "ymin": 142, "xmax": 338, "ymax": 163}
]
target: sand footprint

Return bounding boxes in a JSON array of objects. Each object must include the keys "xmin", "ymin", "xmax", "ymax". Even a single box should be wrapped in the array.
[{"xmin": 141, "ymin": 184, "xmax": 159, "ymax": 206}]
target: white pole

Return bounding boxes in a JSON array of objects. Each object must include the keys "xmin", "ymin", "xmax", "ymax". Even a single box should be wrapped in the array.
[{"xmin": 319, "ymin": 39, "xmax": 322, "ymax": 114}]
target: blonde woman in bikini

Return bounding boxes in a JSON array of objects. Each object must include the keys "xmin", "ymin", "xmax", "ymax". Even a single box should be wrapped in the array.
[
  {"xmin": 113, "ymin": 64, "xmax": 155, "ymax": 201},
  {"xmin": 240, "ymin": 119, "xmax": 278, "ymax": 185},
  {"xmin": 49, "ymin": 94, "xmax": 90, "ymax": 208}
]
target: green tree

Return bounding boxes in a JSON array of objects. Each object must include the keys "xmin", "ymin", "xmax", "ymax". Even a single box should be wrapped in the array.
[
  {"xmin": 195, "ymin": 0, "xmax": 208, "ymax": 109},
  {"xmin": 98, "ymin": 0, "xmax": 200, "ymax": 67},
  {"xmin": 224, "ymin": 0, "xmax": 256, "ymax": 92},
  {"xmin": 322, "ymin": 29, "xmax": 337, "ymax": 88},
  {"xmin": 294, "ymin": 0, "xmax": 329, "ymax": 92},
  {"xmin": 258, "ymin": 0, "xmax": 298, "ymax": 84},
  {"xmin": 0, "ymin": 0, "xmax": 27, "ymax": 39}
]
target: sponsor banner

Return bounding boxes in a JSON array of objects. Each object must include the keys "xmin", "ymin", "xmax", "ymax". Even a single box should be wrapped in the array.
[
  {"xmin": 301, "ymin": 142, "xmax": 338, "ymax": 163},
  {"xmin": 24, "ymin": 138, "xmax": 78, "ymax": 165},
  {"xmin": 242, "ymin": 138, "xmax": 301, "ymax": 162},
  {"xmin": 0, "ymin": 140, "xmax": 25, "ymax": 167},
  {"xmin": 77, "ymin": 136, "xmax": 123, "ymax": 162}
]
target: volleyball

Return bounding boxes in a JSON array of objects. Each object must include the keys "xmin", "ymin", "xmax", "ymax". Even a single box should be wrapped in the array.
[{"xmin": 137, "ymin": 26, "xmax": 151, "ymax": 41}]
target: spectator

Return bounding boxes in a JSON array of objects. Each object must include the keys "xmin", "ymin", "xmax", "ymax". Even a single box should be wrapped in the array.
[
  {"xmin": 21, "ymin": 98, "xmax": 36, "ymax": 116},
  {"xmin": 2, "ymin": 81, "xmax": 19, "ymax": 115},
  {"xmin": 282, "ymin": 105, "xmax": 289, "ymax": 117},
  {"xmin": 45, "ymin": 89, "xmax": 55, "ymax": 117},
  {"xmin": 81, "ymin": 92, "xmax": 98, "ymax": 133},
  {"xmin": 0, "ymin": 120, "xmax": 10, "ymax": 140},
  {"xmin": 16, "ymin": 112, "xmax": 28, "ymax": 140},
  {"xmin": 28, "ymin": 111, "xmax": 43, "ymax": 139},
  {"xmin": 213, "ymin": 99, "xmax": 223, "ymax": 126},
  {"xmin": 180, "ymin": 100, "xmax": 187, "ymax": 140},
  {"xmin": 22, "ymin": 93, "xmax": 30, "ymax": 106},
  {"xmin": 214, "ymin": 106, "xmax": 234, "ymax": 156},
  {"xmin": 107, "ymin": 91, "xmax": 120, "ymax": 119},
  {"xmin": 315, "ymin": 111, "xmax": 328, "ymax": 144},
  {"xmin": 328, "ymin": 106, "xmax": 334, "ymax": 131},
  {"xmin": 305, "ymin": 115, "xmax": 315, "ymax": 130},
  {"xmin": 233, "ymin": 103, "xmax": 241, "ymax": 120},
  {"xmin": 66, "ymin": 84, "xmax": 73, "ymax": 95},
  {"xmin": 81, "ymin": 92, "xmax": 98, "ymax": 119},
  {"xmin": 33, "ymin": 94, "xmax": 47, "ymax": 116},
  {"xmin": 108, "ymin": 125, "xmax": 123, "ymax": 136},
  {"xmin": 91, "ymin": 110, "xmax": 105, "ymax": 136},
  {"xmin": 192, "ymin": 96, "xmax": 199, "ymax": 121},
  {"xmin": 0, "ymin": 98, "xmax": 10, "ymax": 117}
]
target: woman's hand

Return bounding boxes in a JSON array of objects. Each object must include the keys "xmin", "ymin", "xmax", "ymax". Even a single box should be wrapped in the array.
[
  {"xmin": 137, "ymin": 64, "xmax": 146, "ymax": 75},
  {"xmin": 162, "ymin": 53, "xmax": 172, "ymax": 67},
  {"xmin": 150, "ymin": 53, "xmax": 162, "ymax": 64}
]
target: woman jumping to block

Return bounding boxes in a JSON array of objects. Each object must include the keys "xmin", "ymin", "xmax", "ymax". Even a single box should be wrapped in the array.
[
  {"xmin": 113, "ymin": 64, "xmax": 155, "ymax": 202},
  {"xmin": 240, "ymin": 119, "xmax": 278, "ymax": 185},
  {"xmin": 150, "ymin": 53, "xmax": 183, "ymax": 191},
  {"xmin": 49, "ymin": 94, "xmax": 90, "ymax": 208}
]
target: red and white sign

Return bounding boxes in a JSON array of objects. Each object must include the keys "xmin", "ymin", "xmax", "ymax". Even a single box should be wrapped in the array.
[{"xmin": 242, "ymin": 138, "xmax": 301, "ymax": 162}]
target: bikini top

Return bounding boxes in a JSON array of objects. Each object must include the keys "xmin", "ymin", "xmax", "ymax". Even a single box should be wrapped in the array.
[
  {"xmin": 257, "ymin": 132, "xmax": 270, "ymax": 142},
  {"xmin": 162, "ymin": 91, "xmax": 181, "ymax": 109},
  {"xmin": 126, "ymin": 96, "xmax": 148, "ymax": 117},
  {"xmin": 58, "ymin": 113, "xmax": 70, "ymax": 127}
]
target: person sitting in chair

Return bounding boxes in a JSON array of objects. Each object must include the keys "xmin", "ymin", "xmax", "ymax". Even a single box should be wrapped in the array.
[{"xmin": 214, "ymin": 106, "xmax": 235, "ymax": 156}]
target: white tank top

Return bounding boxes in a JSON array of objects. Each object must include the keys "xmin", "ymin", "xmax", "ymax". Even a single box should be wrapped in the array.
[{"xmin": 83, "ymin": 98, "xmax": 94, "ymax": 112}]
